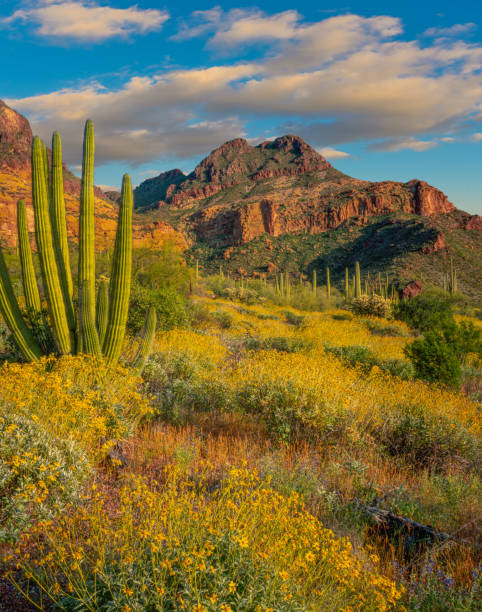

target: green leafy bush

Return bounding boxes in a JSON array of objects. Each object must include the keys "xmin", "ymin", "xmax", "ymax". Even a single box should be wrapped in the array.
[
  {"xmin": 394, "ymin": 290, "xmax": 454, "ymax": 332},
  {"xmin": 127, "ymin": 283, "xmax": 191, "ymax": 334},
  {"xmin": 404, "ymin": 322, "xmax": 481, "ymax": 388}
]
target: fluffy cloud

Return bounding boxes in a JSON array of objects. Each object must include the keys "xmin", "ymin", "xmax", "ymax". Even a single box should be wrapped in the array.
[
  {"xmin": 472, "ymin": 133, "xmax": 482, "ymax": 141},
  {"xmin": 317, "ymin": 147, "xmax": 350, "ymax": 159},
  {"xmin": 3, "ymin": 1, "xmax": 168, "ymax": 41},
  {"xmin": 368, "ymin": 138, "xmax": 438, "ymax": 152},
  {"xmin": 424, "ymin": 23, "xmax": 476, "ymax": 38},
  {"xmin": 6, "ymin": 9, "xmax": 482, "ymax": 165}
]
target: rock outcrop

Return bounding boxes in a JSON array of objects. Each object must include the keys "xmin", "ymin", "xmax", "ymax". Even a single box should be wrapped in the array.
[
  {"xmin": 135, "ymin": 134, "xmax": 457, "ymax": 248},
  {"xmin": 0, "ymin": 101, "xmax": 184, "ymax": 250}
]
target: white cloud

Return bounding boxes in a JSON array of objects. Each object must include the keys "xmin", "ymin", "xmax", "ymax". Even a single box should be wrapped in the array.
[
  {"xmin": 317, "ymin": 147, "xmax": 350, "ymax": 159},
  {"xmin": 369, "ymin": 138, "xmax": 438, "ymax": 152},
  {"xmin": 3, "ymin": 1, "xmax": 168, "ymax": 42},
  {"xmin": 424, "ymin": 23, "xmax": 476, "ymax": 38},
  {"xmin": 472, "ymin": 133, "xmax": 482, "ymax": 141},
  {"xmin": 6, "ymin": 10, "xmax": 482, "ymax": 165},
  {"xmin": 439, "ymin": 136, "xmax": 455, "ymax": 142}
]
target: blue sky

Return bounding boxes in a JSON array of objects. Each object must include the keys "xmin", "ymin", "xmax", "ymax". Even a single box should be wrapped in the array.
[{"xmin": 1, "ymin": 1, "xmax": 481, "ymax": 213}]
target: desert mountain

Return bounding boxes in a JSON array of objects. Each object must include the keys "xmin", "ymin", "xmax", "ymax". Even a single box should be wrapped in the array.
[
  {"xmin": 0, "ymin": 101, "xmax": 184, "ymax": 250},
  {"xmin": 134, "ymin": 134, "xmax": 481, "ymax": 299}
]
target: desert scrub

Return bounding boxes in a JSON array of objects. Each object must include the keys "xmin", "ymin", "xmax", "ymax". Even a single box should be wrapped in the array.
[
  {"xmin": 0, "ymin": 355, "xmax": 150, "ymax": 459},
  {"xmin": 0, "ymin": 412, "xmax": 91, "ymax": 541},
  {"xmin": 143, "ymin": 350, "xmax": 232, "ymax": 423},
  {"xmin": 8, "ymin": 466, "xmax": 403, "ymax": 611},
  {"xmin": 325, "ymin": 345, "xmax": 413, "ymax": 379},
  {"xmin": 350, "ymin": 295, "xmax": 392, "ymax": 318}
]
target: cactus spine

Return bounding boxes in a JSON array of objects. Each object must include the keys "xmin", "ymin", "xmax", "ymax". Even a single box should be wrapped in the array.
[
  {"xmin": 355, "ymin": 261, "xmax": 362, "ymax": 298},
  {"xmin": 50, "ymin": 132, "xmax": 75, "ymax": 332},
  {"xmin": 133, "ymin": 306, "xmax": 156, "ymax": 373},
  {"xmin": 96, "ymin": 279, "xmax": 108, "ymax": 345},
  {"xmin": 17, "ymin": 200, "xmax": 41, "ymax": 315},
  {"xmin": 32, "ymin": 136, "xmax": 72, "ymax": 354},
  {"xmin": 102, "ymin": 174, "xmax": 132, "ymax": 364}
]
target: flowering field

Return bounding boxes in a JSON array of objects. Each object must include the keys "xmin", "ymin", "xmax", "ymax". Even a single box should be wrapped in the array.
[{"xmin": 1, "ymin": 291, "xmax": 481, "ymax": 611}]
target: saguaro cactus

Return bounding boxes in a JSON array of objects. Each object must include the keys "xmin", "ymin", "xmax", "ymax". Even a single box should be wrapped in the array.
[
  {"xmin": 344, "ymin": 267, "xmax": 349, "ymax": 300},
  {"xmin": 326, "ymin": 266, "xmax": 331, "ymax": 298},
  {"xmin": 312, "ymin": 269, "xmax": 317, "ymax": 296},
  {"xmin": 0, "ymin": 120, "xmax": 155, "ymax": 371}
]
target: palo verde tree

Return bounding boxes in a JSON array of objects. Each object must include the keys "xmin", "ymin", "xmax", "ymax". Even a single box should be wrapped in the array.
[{"xmin": 0, "ymin": 120, "xmax": 154, "ymax": 369}]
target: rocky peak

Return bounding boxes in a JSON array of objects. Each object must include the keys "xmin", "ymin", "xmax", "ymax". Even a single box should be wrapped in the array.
[{"xmin": 0, "ymin": 100, "xmax": 33, "ymax": 170}]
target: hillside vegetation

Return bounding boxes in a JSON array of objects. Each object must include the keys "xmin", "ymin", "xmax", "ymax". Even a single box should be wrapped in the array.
[{"xmin": 1, "ymin": 261, "xmax": 481, "ymax": 611}]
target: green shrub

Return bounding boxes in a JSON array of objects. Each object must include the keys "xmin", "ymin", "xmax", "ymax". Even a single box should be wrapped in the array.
[
  {"xmin": 350, "ymin": 294, "xmax": 392, "ymax": 318},
  {"xmin": 361, "ymin": 318, "xmax": 410, "ymax": 337},
  {"xmin": 244, "ymin": 336, "xmax": 312, "ymax": 353},
  {"xmin": 282, "ymin": 310, "xmax": 305, "ymax": 327},
  {"xmin": 210, "ymin": 309, "xmax": 234, "ymax": 329},
  {"xmin": 377, "ymin": 402, "xmax": 478, "ymax": 467},
  {"xmin": 0, "ymin": 412, "xmax": 91, "ymax": 541},
  {"xmin": 127, "ymin": 283, "xmax": 191, "ymax": 334},
  {"xmin": 325, "ymin": 345, "xmax": 413, "ymax": 379},
  {"xmin": 394, "ymin": 290, "xmax": 454, "ymax": 332},
  {"xmin": 143, "ymin": 351, "xmax": 232, "ymax": 423}
]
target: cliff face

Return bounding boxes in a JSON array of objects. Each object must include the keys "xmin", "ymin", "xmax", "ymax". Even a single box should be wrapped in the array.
[
  {"xmin": 0, "ymin": 102, "xmax": 184, "ymax": 250},
  {"xmin": 134, "ymin": 133, "xmax": 461, "ymax": 248}
]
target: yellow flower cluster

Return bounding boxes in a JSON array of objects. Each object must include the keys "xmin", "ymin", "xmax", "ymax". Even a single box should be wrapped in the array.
[
  {"xmin": 11, "ymin": 466, "xmax": 402, "ymax": 611},
  {"xmin": 0, "ymin": 355, "xmax": 150, "ymax": 459}
]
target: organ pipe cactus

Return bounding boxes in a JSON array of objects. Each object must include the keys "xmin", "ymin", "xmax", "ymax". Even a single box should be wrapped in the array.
[
  {"xmin": 17, "ymin": 200, "xmax": 41, "ymax": 316},
  {"xmin": 0, "ymin": 120, "xmax": 155, "ymax": 372},
  {"xmin": 102, "ymin": 174, "xmax": 132, "ymax": 365},
  {"xmin": 96, "ymin": 279, "xmax": 108, "ymax": 345},
  {"xmin": 355, "ymin": 261, "xmax": 362, "ymax": 298}
]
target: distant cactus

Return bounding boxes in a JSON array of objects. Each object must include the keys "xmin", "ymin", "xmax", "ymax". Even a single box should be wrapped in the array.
[
  {"xmin": 345, "ymin": 267, "xmax": 349, "ymax": 300},
  {"xmin": 326, "ymin": 266, "xmax": 331, "ymax": 298},
  {"xmin": 0, "ymin": 121, "xmax": 155, "ymax": 369},
  {"xmin": 312, "ymin": 269, "xmax": 317, "ymax": 296},
  {"xmin": 355, "ymin": 261, "xmax": 362, "ymax": 298}
]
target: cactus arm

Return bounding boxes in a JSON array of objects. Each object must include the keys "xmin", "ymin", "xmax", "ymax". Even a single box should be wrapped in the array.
[
  {"xmin": 32, "ymin": 137, "xmax": 71, "ymax": 354},
  {"xmin": 102, "ymin": 174, "xmax": 132, "ymax": 364},
  {"xmin": 132, "ymin": 306, "xmax": 156, "ymax": 374},
  {"xmin": 78, "ymin": 119, "xmax": 96, "ymax": 320},
  {"xmin": 96, "ymin": 278, "xmax": 108, "ymax": 345},
  {"xmin": 79, "ymin": 281, "xmax": 101, "ymax": 357},
  {"xmin": 50, "ymin": 132, "xmax": 75, "ymax": 332},
  {"xmin": 0, "ymin": 246, "xmax": 42, "ymax": 361},
  {"xmin": 17, "ymin": 200, "xmax": 42, "ymax": 315}
]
